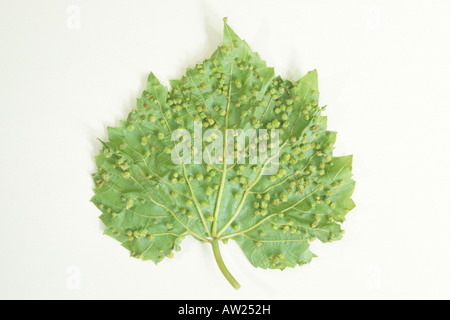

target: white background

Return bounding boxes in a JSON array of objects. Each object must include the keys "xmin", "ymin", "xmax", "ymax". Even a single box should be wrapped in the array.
[{"xmin": 0, "ymin": 0, "xmax": 449, "ymax": 300}]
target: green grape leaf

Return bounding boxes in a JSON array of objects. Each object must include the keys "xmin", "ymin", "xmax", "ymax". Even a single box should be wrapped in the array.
[{"xmin": 91, "ymin": 18, "xmax": 356, "ymax": 289}]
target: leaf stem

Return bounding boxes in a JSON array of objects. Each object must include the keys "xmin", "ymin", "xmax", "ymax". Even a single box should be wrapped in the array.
[{"xmin": 211, "ymin": 240, "xmax": 240, "ymax": 290}]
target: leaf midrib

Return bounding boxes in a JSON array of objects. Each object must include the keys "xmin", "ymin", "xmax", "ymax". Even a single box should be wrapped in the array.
[{"xmin": 211, "ymin": 30, "xmax": 235, "ymax": 237}]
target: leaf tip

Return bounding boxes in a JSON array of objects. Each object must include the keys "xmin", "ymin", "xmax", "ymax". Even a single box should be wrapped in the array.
[
  {"xmin": 346, "ymin": 154, "xmax": 354, "ymax": 167},
  {"xmin": 309, "ymin": 69, "xmax": 318, "ymax": 80},
  {"xmin": 223, "ymin": 18, "xmax": 241, "ymax": 45},
  {"xmin": 147, "ymin": 72, "xmax": 157, "ymax": 84}
]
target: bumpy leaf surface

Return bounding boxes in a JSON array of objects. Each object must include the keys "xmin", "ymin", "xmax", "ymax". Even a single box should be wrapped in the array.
[{"xmin": 92, "ymin": 19, "xmax": 355, "ymax": 288}]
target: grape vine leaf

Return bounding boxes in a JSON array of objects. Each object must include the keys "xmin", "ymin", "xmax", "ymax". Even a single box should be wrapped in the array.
[{"xmin": 91, "ymin": 18, "xmax": 356, "ymax": 289}]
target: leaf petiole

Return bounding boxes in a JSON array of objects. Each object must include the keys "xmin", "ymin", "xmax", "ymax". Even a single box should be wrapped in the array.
[{"xmin": 211, "ymin": 240, "xmax": 240, "ymax": 290}]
